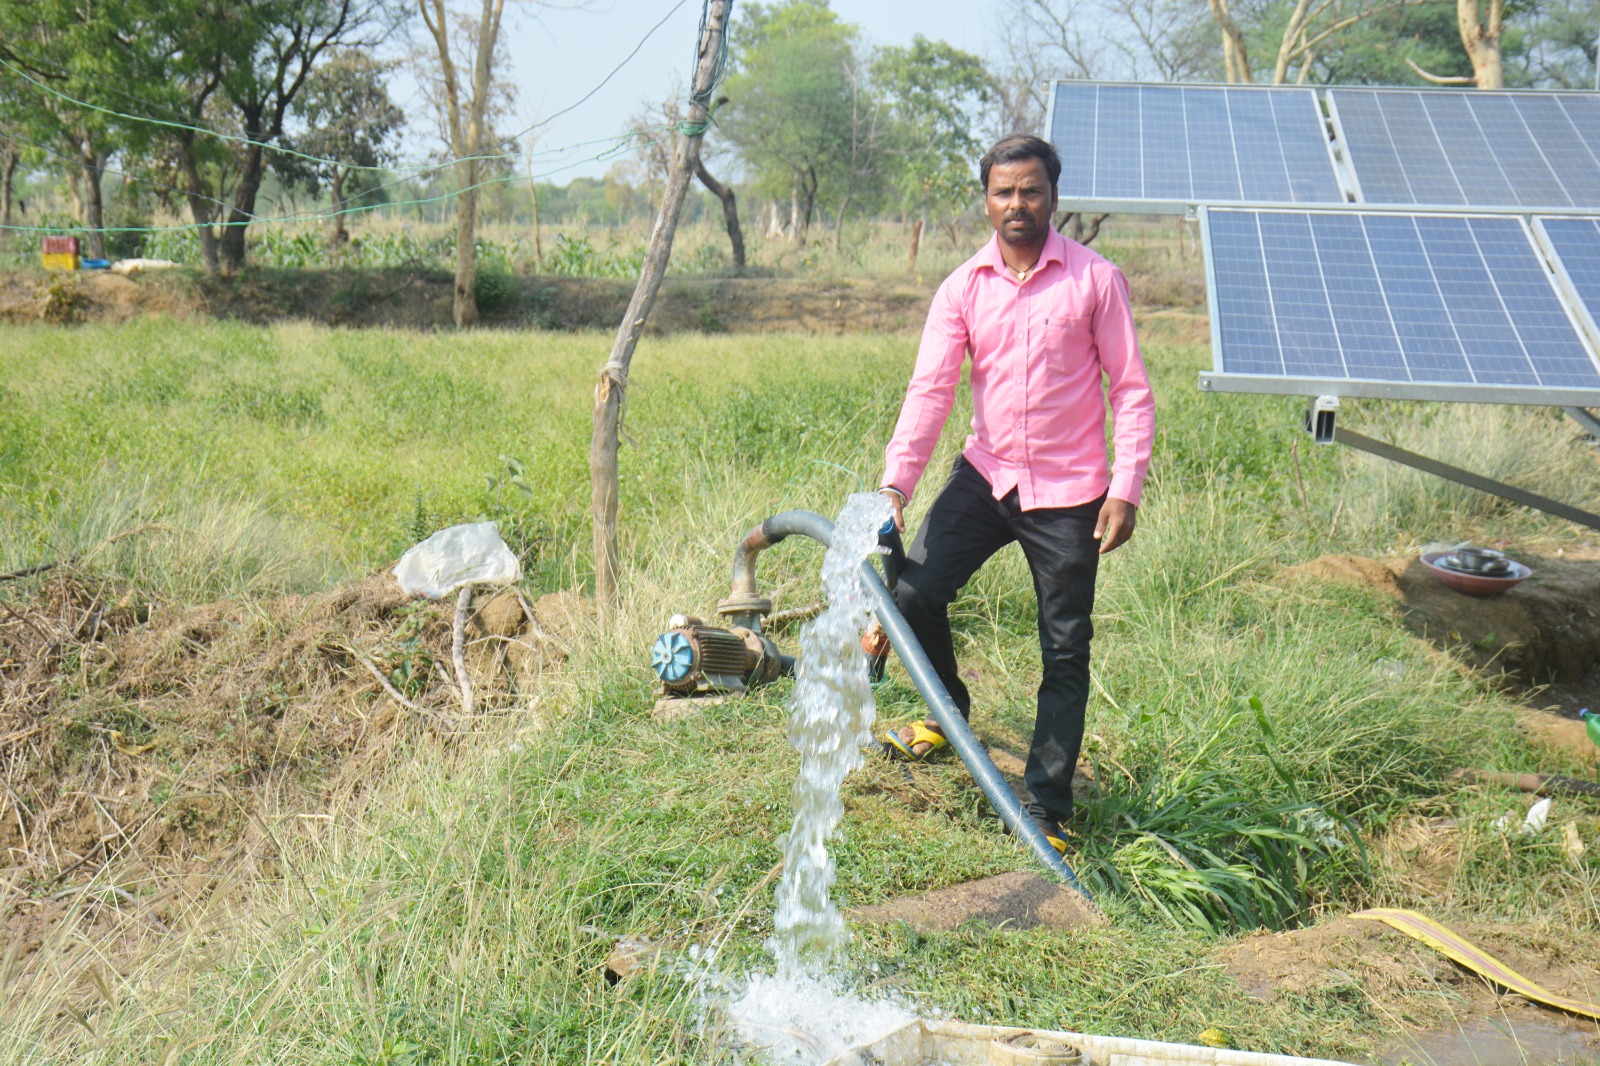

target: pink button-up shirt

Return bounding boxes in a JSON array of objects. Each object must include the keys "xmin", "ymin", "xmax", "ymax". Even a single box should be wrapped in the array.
[{"xmin": 882, "ymin": 228, "xmax": 1155, "ymax": 510}]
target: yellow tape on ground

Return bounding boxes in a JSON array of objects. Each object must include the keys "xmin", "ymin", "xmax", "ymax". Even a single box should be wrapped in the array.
[{"xmin": 1353, "ymin": 908, "xmax": 1600, "ymax": 1021}]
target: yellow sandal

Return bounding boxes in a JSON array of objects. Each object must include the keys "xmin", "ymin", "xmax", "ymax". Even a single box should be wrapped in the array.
[{"xmin": 884, "ymin": 720, "xmax": 947, "ymax": 761}]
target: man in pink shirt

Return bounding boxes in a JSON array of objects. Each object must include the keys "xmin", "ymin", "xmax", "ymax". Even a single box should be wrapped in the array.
[{"xmin": 879, "ymin": 134, "xmax": 1155, "ymax": 854}]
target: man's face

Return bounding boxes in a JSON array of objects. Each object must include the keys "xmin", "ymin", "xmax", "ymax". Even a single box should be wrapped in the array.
[{"xmin": 984, "ymin": 158, "xmax": 1058, "ymax": 248}]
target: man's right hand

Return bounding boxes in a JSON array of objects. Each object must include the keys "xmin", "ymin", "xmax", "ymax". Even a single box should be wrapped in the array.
[{"xmin": 880, "ymin": 487, "xmax": 906, "ymax": 533}]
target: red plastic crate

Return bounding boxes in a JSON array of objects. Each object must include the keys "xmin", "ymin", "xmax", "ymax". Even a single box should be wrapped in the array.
[{"xmin": 41, "ymin": 235, "xmax": 80, "ymax": 255}]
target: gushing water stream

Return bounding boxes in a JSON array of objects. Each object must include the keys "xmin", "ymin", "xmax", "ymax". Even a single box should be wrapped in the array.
[
  {"xmin": 725, "ymin": 492, "xmax": 915, "ymax": 1061},
  {"xmin": 769, "ymin": 492, "xmax": 892, "ymax": 977}
]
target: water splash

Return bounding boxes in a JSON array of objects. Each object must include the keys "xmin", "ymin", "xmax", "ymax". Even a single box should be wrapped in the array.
[
  {"xmin": 768, "ymin": 491, "xmax": 892, "ymax": 978},
  {"xmin": 714, "ymin": 493, "xmax": 916, "ymax": 1062},
  {"xmin": 726, "ymin": 971, "xmax": 914, "ymax": 1063}
]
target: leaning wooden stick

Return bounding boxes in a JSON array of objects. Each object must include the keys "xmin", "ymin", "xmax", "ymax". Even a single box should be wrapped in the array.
[
  {"xmin": 453, "ymin": 586, "xmax": 474, "ymax": 716},
  {"xmin": 1451, "ymin": 768, "xmax": 1600, "ymax": 798}
]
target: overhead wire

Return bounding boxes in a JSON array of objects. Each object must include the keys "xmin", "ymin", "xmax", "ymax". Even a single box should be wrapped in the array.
[
  {"xmin": 0, "ymin": 0, "xmax": 705, "ymax": 183},
  {"xmin": 0, "ymin": 129, "xmax": 657, "ymax": 235}
]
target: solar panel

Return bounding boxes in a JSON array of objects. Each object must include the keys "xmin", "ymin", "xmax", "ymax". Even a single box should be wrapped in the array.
[
  {"xmin": 1048, "ymin": 83, "xmax": 1344, "ymax": 211},
  {"xmin": 1328, "ymin": 89, "xmax": 1600, "ymax": 209},
  {"xmin": 1199, "ymin": 208, "xmax": 1600, "ymax": 405},
  {"xmin": 1533, "ymin": 216, "xmax": 1600, "ymax": 359}
]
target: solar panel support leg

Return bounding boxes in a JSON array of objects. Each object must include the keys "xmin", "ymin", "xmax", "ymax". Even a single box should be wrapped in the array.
[
  {"xmin": 1333, "ymin": 428, "xmax": 1600, "ymax": 533},
  {"xmin": 1564, "ymin": 407, "xmax": 1600, "ymax": 440}
]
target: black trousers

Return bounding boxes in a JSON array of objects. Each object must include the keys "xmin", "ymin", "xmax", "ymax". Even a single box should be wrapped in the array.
[{"xmin": 894, "ymin": 456, "xmax": 1102, "ymax": 825}]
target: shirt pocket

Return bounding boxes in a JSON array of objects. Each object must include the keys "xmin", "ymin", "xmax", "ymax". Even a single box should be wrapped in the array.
[{"xmin": 1041, "ymin": 315, "xmax": 1092, "ymax": 372}]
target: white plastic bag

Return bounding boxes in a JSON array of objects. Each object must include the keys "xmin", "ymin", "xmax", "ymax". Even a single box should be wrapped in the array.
[{"xmin": 394, "ymin": 521, "xmax": 520, "ymax": 599}]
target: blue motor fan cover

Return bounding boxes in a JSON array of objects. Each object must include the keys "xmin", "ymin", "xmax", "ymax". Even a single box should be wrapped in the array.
[{"xmin": 651, "ymin": 630, "xmax": 696, "ymax": 682}]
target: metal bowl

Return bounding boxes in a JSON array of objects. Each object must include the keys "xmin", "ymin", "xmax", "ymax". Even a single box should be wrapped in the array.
[{"xmin": 1421, "ymin": 550, "xmax": 1532, "ymax": 596}]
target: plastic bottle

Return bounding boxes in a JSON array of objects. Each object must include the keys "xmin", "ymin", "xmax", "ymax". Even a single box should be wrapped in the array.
[{"xmin": 1582, "ymin": 708, "xmax": 1600, "ymax": 750}]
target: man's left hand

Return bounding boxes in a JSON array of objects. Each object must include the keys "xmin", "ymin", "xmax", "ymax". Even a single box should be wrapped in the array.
[{"xmin": 1093, "ymin": 498, "xmax": 1137, "ymax": 554}]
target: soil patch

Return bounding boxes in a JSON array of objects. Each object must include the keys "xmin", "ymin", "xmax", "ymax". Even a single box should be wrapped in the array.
[
  {"xmin": 1220, "ymin": 916, "xmax": 1600, "ymax": 1047},
  {"xmin": 1286, "ymin": 551, "xmax": 1600, "ymax": 767},
  {"xmin": 0, "ymin": 568, "xmax": 567, "ymax": 976},
  {"xmin": 0, "ymin": 268, "xmax": 937, "ymax": 333},
  {"xmin": 850, "ymin": 870, "xmax": 1105, "ymax": 932}
]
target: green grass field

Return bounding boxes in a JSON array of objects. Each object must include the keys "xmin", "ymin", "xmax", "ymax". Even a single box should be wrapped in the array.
[{"xmin": 2, "ymin": 311, "xmax": 1598, "ymax": 1062}]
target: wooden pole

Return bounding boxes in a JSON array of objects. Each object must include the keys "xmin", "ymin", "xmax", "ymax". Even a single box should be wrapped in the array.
[{"xmin": 589, "ymin": 0, "xmax": 730, "ymax": 610}]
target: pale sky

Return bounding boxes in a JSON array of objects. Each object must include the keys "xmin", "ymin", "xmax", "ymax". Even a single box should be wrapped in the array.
[{"xmin": 474, "ymin": 0, "xmax": 1002, "ymax": 181}]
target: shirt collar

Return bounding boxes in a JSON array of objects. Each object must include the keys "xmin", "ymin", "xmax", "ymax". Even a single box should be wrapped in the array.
[{"xmin": 980, "ymin": 227, "xmax": 1070, "ymax": 276}]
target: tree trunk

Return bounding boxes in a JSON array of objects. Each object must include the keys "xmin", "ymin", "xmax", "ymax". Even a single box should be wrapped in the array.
[
  {"xmin": 788, "ymin": 186, "xmax": 801, "ymax": 244},
  {"xmin": 177, "ymin": 140, "xmax": 221, "ymax": 275},
  {"xmin": 590, "ymin": 0, "xmax": 729, "ymax": 611},
  {"xmin": 1, "ymin": 144, "xmax": 17, "ymax": 241},
  {"xmin": 795, "ymin": 169, "xmax": 818, "ymax": 246},
  {"xmin": 906, "ymin": 216, "xmax": 923, "ymax": 273},
  {"xmin": 453, "ymin": 158, "xmax": 481, "ymax": 327},
  {"xmin": 694, "ymin": 158, "xmax": 744, "ymax": 269},
  {"xmin": 220, "ymin": 139, "xmax": 266, "ymax": 274},
  {"xmin": 1458, "ymin": 0, "xmax": 1505, "ymax": 88},
  {"xmin": 331, "ymin": 167, "xmax": 349, "ymax": 243},
  {"xmin": 833, "ymin": 191, "xmax": 853, "ymax": 253},
  {"xmin": 1208, "ymin": 0, "xmax": 1254, "ymax": 82},
  {"xmin": 528, "ymin": 158, "xmax": 543, "ymax": 262},
  {"xmin": 74, "ymin": 136, "xmax": 106, "ymax": 260}
]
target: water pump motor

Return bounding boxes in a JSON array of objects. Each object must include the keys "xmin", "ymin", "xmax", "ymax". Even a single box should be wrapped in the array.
[{"xmin": 650, "ymin": 615, "xmax": 785, "ymax": 696}]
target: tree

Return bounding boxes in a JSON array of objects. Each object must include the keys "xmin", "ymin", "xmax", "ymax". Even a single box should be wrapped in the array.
[
  {"xmin": 275, "ymin": 49, "xmax": 404, "ymax": 242},
  {"xmin": 590, "ymin": 0, "xmax": 731, "ymax": 610},
  {"xmin": 720, "ymin": 0, "xmax": 860, "ymax": 245},
  {"xmin": 0, "ymin": 0, "xmax": 170, "ymax": 258},
  {"xmin": 996, "ymin": 0, "xmax": 1216, "ymax": 127},
  {"xmin": 1213, "ymin": 0, "xmax": 1443, "ymax": 84},
  {"xmin": 1303, "ymin": 3, "xmax": 1473, "ymax": 84},
  {"xmin": 194, "ymin": 0, "xmax": 404, "ymax": 273},
  {"xmin": 874, "ymin": 36, "xmax": 993, "ymax": 271},
  {"xmin": 626, "ymin": 91, "xmax": 745, "ymax": 269},
  {"xmin": 417, "ymin": 0, "xmax": 516, "ymax": 327},
  {"xmin": 1456, "ymin": 0, "xmax": 1506, "ymax": 85},
  {"xmin": 1520, "ymin": 0, "xmax": 1595, "ymax": 87},
  {"xmin": 129, "ymin": 0, "xmax": 402, "ymax": 274}
]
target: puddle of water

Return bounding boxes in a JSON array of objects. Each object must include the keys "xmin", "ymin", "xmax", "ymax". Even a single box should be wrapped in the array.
[{"xmin": 1377, "ymin": 1017, "xmax": 1600, "ymax": 1066}]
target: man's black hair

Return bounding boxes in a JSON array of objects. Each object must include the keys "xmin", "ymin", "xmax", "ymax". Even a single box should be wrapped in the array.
[{"xmin": 979, "ymin": 135, "xmax": 1062, "ymax": 191}]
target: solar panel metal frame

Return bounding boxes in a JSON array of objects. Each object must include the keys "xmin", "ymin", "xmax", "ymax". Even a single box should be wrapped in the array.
[
  {"xmin": 1196, "ymin": 206, "xmax": 1600, "ymax": 406},
  {"xmin": 1325, "ymin": 87, "xmax": 1600, "ymax": 213},
  {"xmin": 1043, "ymin": 80, "xmax": 1349, "ymax": 215}
]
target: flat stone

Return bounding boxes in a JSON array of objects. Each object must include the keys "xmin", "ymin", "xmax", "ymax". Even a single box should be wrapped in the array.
[{"xmin": 851, "ymin": 871, "xmax": 1106, "ymax": 932}]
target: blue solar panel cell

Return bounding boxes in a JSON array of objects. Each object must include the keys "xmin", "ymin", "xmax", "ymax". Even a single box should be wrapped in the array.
[
  {"xmin": 1095, "ymin": 85, "xmax": 1142, "ymax": 198},
  {"xmin": 1048, "ymin": 83, "xmax": 1340, "ymax": 206},
  {"xmin": 1206, "ymin": 209, "xmax": 1600, "ymax": 396},
  {"xmin": 1140, "ymin": 87, "xmax": 1190, "ymax": 200},
  {"xmin": 1052, "ymin": 82, "xmax": 1097, "ymax": 199},
  {"xmin": 1330, "ymin": 89, "xmax": 1600, "ymax": 209},
  {"xmin": 1275, "ymin": 92, "xmax": 1341, "ymax": 203}
]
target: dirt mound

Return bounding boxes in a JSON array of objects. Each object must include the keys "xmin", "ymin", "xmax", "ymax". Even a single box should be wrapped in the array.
[
  {"xmin": 1287, "ymin": 550, "xmax": 1600, "ymax": 765},
  {"xmin": 0, "ymin": 569, "xmax": 568, "ymax": 963},
  {"xmin": 1284, "ymin": 553, "xmax": 1404, "ymax": 598},
  {"xmin": 0, "ymin": 268, "xmax": 938, "ymax": 333},
  {"xmin": 851, "ymin": 871, "xmax": 1106, "ymax": 932}
]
